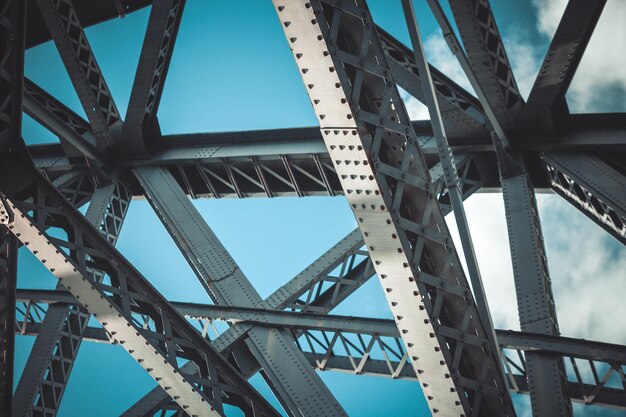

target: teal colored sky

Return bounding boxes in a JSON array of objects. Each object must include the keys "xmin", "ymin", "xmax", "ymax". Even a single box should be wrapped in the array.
[{"xmin": 16, "ymin": 1, "xmax": 625, "ymax": 416}]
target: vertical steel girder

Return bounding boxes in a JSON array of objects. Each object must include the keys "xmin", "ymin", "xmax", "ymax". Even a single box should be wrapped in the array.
[
  {"xmin": 273, "ymin": 1, "xmax": 514, "ymax": 416},
  {"xmin": 0, "ymin": 0, "xmax": 26, "ymax": 155},
  {"xmin": 543, "ymin": 152, "xmax": 626, "ymax": 245},
  {"xmin": 36, "ymin": 0, "xmax": 121, "ymax": 149},
  {"xmin": 495, "ymin": 144, "xmax": 572, "ymax": 417},
  {"xmin": 0, "ymin": 166, "xmax": 280, "ymax": 417},
  {"xmin": 524, "ymin": 0, "xmax": 606, "ymax": 125},
  {"xmin": 133, "ymin": 165, "xmax": 349, "ymax": 417},
  {"xmin": 12, "ymin": 178, "xmax": 130, "ymax": 417},
  {"xmin": 448, "ymin": 0, "xmax": 522, "ymax": 125},
  {"xmin": 0, "ymin": 0, "xmax": 25, "ymax": 413},
  {"xmin": 0, "ymin": 228, "xmax": 18, "ymax": 417},
  {"xmin": 122, "ymin": 0, "xmax": 185, "ymax": 155}
]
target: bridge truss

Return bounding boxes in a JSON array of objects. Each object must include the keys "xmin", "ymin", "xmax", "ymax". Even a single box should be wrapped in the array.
[{"xmin": 0, "ymin": 0, "xmax": 625, "ymax": 416}]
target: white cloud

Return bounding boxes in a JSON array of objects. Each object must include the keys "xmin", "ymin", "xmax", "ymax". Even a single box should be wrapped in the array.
[
  {"xmin": 501, "ymin": 34, "xmax": 541, "ymax": 100},
  {"xmin": 424, "ymin": 32, "xmax": 474, "ymax": 94},
  {"xmin": 445, "ymin": 193, "xmax": 626, "ymax": 346},
  {"xmin": 445, "ymin": 194, "xmax": 519, "ymax": 331},
  {"xmin": 399, "ymin": 87, "xmax": 430, "ymax": 120},
  {"xmin": 537, "ymin": 195, "xmax": 626, "ymax": 344},
  {"xmin": 400, "ymin": 1, "xmax": 625, "ymax": 114},
  {"xmin": 531, "ymin": 0, "xmax": 569, "ymax": 38},
  {"xmin": 421, "ymin": 29, "xmax": 541, "ymax": 101}
]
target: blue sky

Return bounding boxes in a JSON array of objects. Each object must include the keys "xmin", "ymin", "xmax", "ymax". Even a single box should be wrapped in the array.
[{"xmin": 16, "ymin": 0, "xmax": 626, "ymax": 416}]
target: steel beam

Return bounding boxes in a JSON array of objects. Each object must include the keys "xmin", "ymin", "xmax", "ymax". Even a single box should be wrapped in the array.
[
  {"xmin": 134, "ymin": 165, "xmax": 348, "ymax": 417},
  {"xmin": 524, "ymin": 0, "xmax": 606, "ymax": 128},
  {"xmin": 0, "ymin": 0, "xmax": 26, "ymax": 413},
  {"xmin": 543, "ymin": 152, "xmax": 626, "ymax": 244},
  {"xmin": 0, "ymin": 0, "xmax": 26, "ymax": 155},
  {"xmin": 23, "ymin": 79, "xmax": 106, "ymax": 163},
  {"xmin": 497, "ymin": 144, "xmax": 572, "ymax": 417},
  {"xmin": 274, "ymin": 1, "xmax": 514, "ymax": 415},
  {"xmin": 0, "ymin": 228, "xmax": 18, "ymax": 417},
  {"xmin": 36, "ymin": 0, "xmax": 121, "ymax": 150},
  {"xmin": 12, "ymin": 178, "xmax": 130, "ymax": 417},
  {"xmin": 25, "ymin": 0, "xmax": 489, "ymax": 142},
  {"xmin": 448, "ymin": 0, "xmax": 523, "ymax": 125},
  {"xmin": 119, "ymin": 228, "xmax": 375, "ymax": 417},
  {"xmin": 0, "ymin": 165, "xmax": 279, "ymax": 417},
  {"xmin": 121, "ymin": 0, "xmax": 185, "ymax": 155}
]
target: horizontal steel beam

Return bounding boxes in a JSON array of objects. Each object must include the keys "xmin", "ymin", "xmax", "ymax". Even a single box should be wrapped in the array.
[
  {"xmin": 15, "ymin": 289, "xmax": 626, "ymax": 410},
  {"xmin": 31, "ymin": 129, "xmax": 501, "ymax": 200},
  {"xmin": 17, "ymin": 289, "xmax": 626, "ymax": 361}
]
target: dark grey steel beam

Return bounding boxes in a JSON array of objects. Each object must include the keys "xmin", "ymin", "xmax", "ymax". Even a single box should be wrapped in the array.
[
  {"xmin": 0, "ymin": 0, "xmax": 26, "ymax": 155},
  {"xmin": 121, "ymin": 0, "xmax": 185, "ymax": 155},
  {"xmin": 0, "ymin": 228, "xmax": 18, "ymax": 417},
  {"xmin": 134, "ymin": 166, "xmax": 349, "ymax": 417},
  {"xmin": 496, "ymin": 143, "xmax": 572, "ymax": 417},
  {"xmin": 23, "ymin": 79, "xmax": 107, "ymax": 163},
  {"xmin": 448, "ymin": 0, "xmax": 523, "ymax": 126},
  {"xmin": 524, "ymin": 0, "xmax": 606, "ymax": 128},
  {"xmin": 543, "ymin": 152, "xmax": 626, "ymax": 244},
  {"xmin": 12, "ymin": 178, "xmax": 130, "ymax": 417},
  {"xmin": 120, "ymin": 229, "xmax": 374, "ymax": 417},
  {"xmin": 275, "ymin": 1, "xmax": 515, "ymax": 415},
  {"xmin": 0, "ymin": 0, "xmax": 25, "ymax": 413},
  {"xmin": 0, "ymin": 164, "xmax": 280, "ymax": 417},
  {"xmin": 16, "ymin": 290, "xmax": 626, "ymax": 364},
  {"xmin": 36, "ymin": 0, "xmax": 121, "ymax": 150}
]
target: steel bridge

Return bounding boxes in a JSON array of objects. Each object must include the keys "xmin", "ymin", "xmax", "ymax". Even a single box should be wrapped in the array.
[{"xmin": 1, "ymin": 0, "xmax": 625, "ymax": 416}]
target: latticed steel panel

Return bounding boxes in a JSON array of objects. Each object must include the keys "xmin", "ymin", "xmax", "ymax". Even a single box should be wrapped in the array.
[
  {"xmin": 12, "ymin": 178, "xmax": 131, "ymax": 417},
  {"xmin": 15, "ymin": 291, "xmax": 626, "ymax": 411},
  {"xmin": 36, "ymin": 0, "xmax": 121, "ymax": 148},
  {"xmin": 0, "ymin": 166, "xmax": 280, "ymax": 417},
  {"xmin": 544, "ymin": 152, "xmax": 626, "ymax": 244},
  {"xmin": 449, "ymin": 0, "xmax": 522, "ymax": 120}
]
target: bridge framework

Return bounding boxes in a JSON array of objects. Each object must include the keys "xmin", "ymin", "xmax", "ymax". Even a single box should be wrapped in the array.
[{"xmin": 0, "ymin": 0, "xmax": 625, "ymax": 417}]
